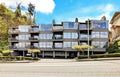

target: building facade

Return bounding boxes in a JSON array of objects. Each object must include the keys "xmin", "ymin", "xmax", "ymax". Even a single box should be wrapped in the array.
[
  {"xmin": 9, "ymin": 18, "xmax": 108, "ymax": 58},
  {"xmin": 110, "ymin": 12, "xmax": 120, "ymax": 42}
]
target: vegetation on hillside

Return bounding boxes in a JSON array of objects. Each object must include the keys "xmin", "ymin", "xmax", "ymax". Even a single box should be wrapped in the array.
[
  {"xmin": 0, "ymin": 3, "xmax": 33, "ymax": 53},
  {"xmin": 106, "ymin": 40, "xmax": 120, "ymax": 53}
]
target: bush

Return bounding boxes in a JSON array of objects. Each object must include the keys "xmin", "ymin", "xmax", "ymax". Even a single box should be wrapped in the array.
[
  {"xmin": 78, "ymin": 55, "xmax": 88, "ymax": 59},
  {"xmin": 0, "ymin": 56, "xmax": 40, "ymax": 61},
  {"xmin": 77, "ymin": 53, "xmax": 120, "ymax": 59}
]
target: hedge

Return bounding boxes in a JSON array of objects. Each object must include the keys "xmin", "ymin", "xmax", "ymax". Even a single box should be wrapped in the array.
[
  {"xmin": 78, "ymin": 53, "xmax": 120, "ymax": 59},
  {"xmin": 0, "ymin": 56, "xmax": 40, "ymax": 61}
]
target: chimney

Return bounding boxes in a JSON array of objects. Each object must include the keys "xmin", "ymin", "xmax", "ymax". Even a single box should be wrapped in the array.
[
  {"xmin": 52, "ymin": 19, "xmax": 55, "ymax": 24},
  {"xmin": 101, "ymin": 16, "xmax": 106, "ymax": 20},
  {"xmin": 75, "ymin": 18, "xmax": 78, "ymax": 22}
]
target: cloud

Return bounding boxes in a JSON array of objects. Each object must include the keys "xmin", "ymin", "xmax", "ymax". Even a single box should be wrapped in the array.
[{"xmin": 0, "ymin": 0, "xmax": 55, "ymax": 14}]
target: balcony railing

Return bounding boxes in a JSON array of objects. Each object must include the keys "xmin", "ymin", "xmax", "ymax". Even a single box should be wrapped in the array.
[
  {"xmin": 52, "ymin": 26, "xmax": 63, "ymax": 31},
  {"xmin": 29, "ymin": 37, "xmax": 39, "ymax": 40},
  {"xmin": 29, "ymin": 28, "xmax": 40, "ymax": 33},
  {"xmin": 9, "ymin": 29, "xmax": 19, "ymax": 34},
  {"xmin": 53, "ymin": 37, "xmax": 63, "ymax": 39},
  {"xmin": 8, "ymin": 38, "xmax": 18, "ymax": 42},
  {"xmin": 9, "ymin": 46, "xmax": 18, "ymax": 50},
  {"xmin": 29, "ymin": 46, "xmax": 39, "ymax": 49}
]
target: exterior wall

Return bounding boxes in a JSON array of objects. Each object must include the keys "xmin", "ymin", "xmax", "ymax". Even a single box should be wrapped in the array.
[
  {"xmin": 9, "ymin": 19, "xmax": 108, "ymax": 58},
  {"xmin": 111, "ymin": 13, "xmax": 120, "ymax": 41}
]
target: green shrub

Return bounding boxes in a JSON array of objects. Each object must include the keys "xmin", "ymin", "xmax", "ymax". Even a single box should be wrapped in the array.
[
  {"xmin": 0, "ymin": 56, "xmax": 40, "ymax": 61},
  {"xmin": 77, "ymin": 53, "xmax": 120, "ymax": 59}
]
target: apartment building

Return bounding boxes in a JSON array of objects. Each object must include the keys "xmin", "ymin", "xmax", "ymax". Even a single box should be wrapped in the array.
[
  {"xmin": 110, "ymin": 12, "xmax": 120, "ymax": 42},
  {"xmin": 8, "ymin": 18, "xmax": 108, "ymax": 58}
]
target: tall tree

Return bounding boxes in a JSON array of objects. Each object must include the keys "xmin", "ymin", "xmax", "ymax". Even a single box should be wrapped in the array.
[
  {"xmin": 28, "ymin": 3, "xmax": 35, "ymax": 24},
  {"xmin": 15, "ymin": 3, "xmax": 21, "ymax": 17}
]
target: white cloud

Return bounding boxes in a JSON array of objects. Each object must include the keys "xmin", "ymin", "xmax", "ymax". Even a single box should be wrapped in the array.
[{"xmin": 0, "ymin": 0, "xmax": 55, "ymax": 14}]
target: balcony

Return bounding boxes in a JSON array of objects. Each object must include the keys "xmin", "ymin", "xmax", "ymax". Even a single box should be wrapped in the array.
[
  {"xmin": 9, "ymin": 46, "xmax": 18, "ymax": 50},
  {"xmin": 29, "ymin": 37, "xmax": 39, "ymax": 42},
  {"xmin": 29, "ymin": 46, "xmax": 39, "ymax": 49},
  {"xmin": 79, "ymin": 36, "xmax": 92, "ymax": 41},
  {"xmin": 52, "ymin": 26, "xmax": 63, "ymax": 32},
  {"xmin": 29, "ymin": 28, "xmax": 40, "ymax": 33},
  {"xmin": 8, "ymin": 38, "xmax": 18, "ymax": 42},
  {"xmin": 9, "ymin": 29, "xmax": 19, "ymax": 34}
]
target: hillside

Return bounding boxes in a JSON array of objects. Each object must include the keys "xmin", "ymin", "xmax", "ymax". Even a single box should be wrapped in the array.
[{"xmin": 0, "ymin": 3, "xmax": 32, "ymax": 51}]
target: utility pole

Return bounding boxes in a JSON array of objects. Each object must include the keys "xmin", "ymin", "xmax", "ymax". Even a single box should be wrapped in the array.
[{"xmin": 87, "ymin": 19, "xmax": 90, "ymax": 58}]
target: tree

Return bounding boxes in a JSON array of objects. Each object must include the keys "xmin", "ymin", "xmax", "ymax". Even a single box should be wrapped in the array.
[
  {"xmin": 15, "ymin": 3, "xmax": 21, "ymax": 17},
  {"xmin": 0, "ymin": 3, "xmax": 33, "ymax": 53},
  {"xmin": 106, "ymin": 40, "xmax": 120, "ymax": 53},
  {"xmin": 28, "ymin": 49, "xmax": 40, "ymax": 58},
  {"xmin": 28, "ymin": 3, "xmax": 35, "ymax": 25},
  {"xmin": 2, "ymin": 49, "xmax": 14, "ymax": 56},
  {"xmin": 72, "ymin": 45, "xmax": 94, "ymax": 57}
]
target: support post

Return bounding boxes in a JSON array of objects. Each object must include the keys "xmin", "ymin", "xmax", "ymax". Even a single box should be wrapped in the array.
[
  {"xmin": 53, "ymin": 51, "xmax": 55, "ymax": 58},
  {"xmin": 42, "ymin": 51, "xmax": 44, "ymax": 58},
  {"xmin": 23, "ymin": 51, "xmax": 25, "ymax": 57},
  {"xmin": 65, "ymin": 52, "xmax": 67, "ymax": 58},
  {"xmin": 77, "ymin": 51, "xmax": 80, "ymax": 57}
]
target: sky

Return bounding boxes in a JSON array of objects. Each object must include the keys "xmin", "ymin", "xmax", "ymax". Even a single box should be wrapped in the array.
[{"xmin": 0, "ymin": 0, "xmax": 120, "ymax": 25}]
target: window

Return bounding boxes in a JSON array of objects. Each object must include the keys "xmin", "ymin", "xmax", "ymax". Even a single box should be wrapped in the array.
[
  {"xmin": 64, "ymin": 42, "xmax": 71, "ymax": 48},
  {"xmin": 92, "ymin": 21, "xmax": 108, "ymax": 29},
  {"xmin": 92, "ymin": 31, "xmax": 108, "ymax": 38},
  {"xmin": 19, "ymin": 34, "xmax": 30, "ymax": 40},
  {"xmin": 72, "ymin": 33, "xmax": 78, "ymax": 39},
  {"xmin": 92, "ymin": 41, "xmax": 99, "ymax": 48},
  {"xmin": 100, "ymin": 32, "xmax": 108, "ymax": 38},
  {"xmin": 19, "ymin": 26, "xmax": 30, "ymax": 32},
  {"xmin": 39, "ymin": 24, "xmax": 52, "ymax": 31},
  {"xmin": 46, "ymin": 34, "xmax": 53, "ymax": 39},
  {"xmin": 92, "ymin": 32, "xmax": 99, "ymax": 38},
  {"xmin": 46, "ymin": 42, "xmax": 52, "ymax": 48},
  {"xmin": 100, "ymin": 42, "xmax": 107, "ymax": 48},
  {"xmin": 54, "ymin": 43, "xmax": 63, "ymax": 48},
  {"xmin": 40, "ymin": 34, "xmax": 53, "ymax": 39},
  {"xmin": 39, "ymin": 42, "xmax": 46, "ymax": 48},
  {"xmin": 63, "ymin": 22, "xmax": 78, "ymax": 29},
  {"xmin": 64, "ymin": 32, "xmax": 78, "ymax": 39},
  {"xmin": 54, "ymin": 34, "xmax": 62, "ymax": 39},
  {"xmin": 80, "ymin": 24, "xmax": 87, "ymax": 29},
  {"xmin": 71, "ymin": 42, "xmax": 78, "ymax": 47},
  {"xmin": 92, "ymin": 41, "xmax": 107, "ymax": 48},
  {"xmin": 18, "ymin": 42, "xmax": 30, "ymax": 48},
  {"xmin": 80, "ymin": 34, "xmax": 88, "ymax": 39}
]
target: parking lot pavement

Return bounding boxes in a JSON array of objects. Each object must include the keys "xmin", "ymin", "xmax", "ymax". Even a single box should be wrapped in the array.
[{"xmin": 0, "ymin": 59, "xmax": 120, "ymax": 77}]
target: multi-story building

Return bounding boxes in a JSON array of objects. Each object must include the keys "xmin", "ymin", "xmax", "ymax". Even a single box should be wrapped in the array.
[
  {"xmin": 110, "ymin": 12, "xmax": 120, "ymax": 42},
  {"xmin": 8, "ymin": 18, "xmax": 108, "ymax": 58}
]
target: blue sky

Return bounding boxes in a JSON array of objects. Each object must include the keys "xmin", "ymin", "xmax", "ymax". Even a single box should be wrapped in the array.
[
  {"xmin": 0, "ymin": 0, "xmax": 120, "ymax": 25},
  {"xmin": 35, "ymin": 0, "xmax": 120, "ymax": 24}
]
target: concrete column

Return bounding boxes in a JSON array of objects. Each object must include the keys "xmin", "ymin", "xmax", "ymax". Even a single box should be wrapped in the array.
[
  {"xmin": 65, "ymin": 52, "xmax": 67, "ymax": 58},
  {"xmin": 23, "ymin": 51, "xmax": 25, "ymax": 57},
  {"xmin": 42, "ymin": 51, "xmax": 44, "ymax": 58},
  {"xmin": 53, "ymin": 51, "xmax": 55, "ymax": 58},
  {"xmin": 92, "ymin": 51, "xmax": 93, "ymax": 55},
  {"xmin": 77, "ymin": 52, "xmax": 80, "ymax": 57}
]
